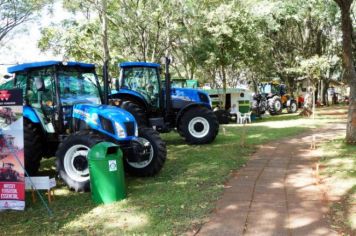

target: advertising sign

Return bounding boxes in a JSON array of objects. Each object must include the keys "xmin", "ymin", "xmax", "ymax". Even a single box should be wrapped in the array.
[{"xmin": 0, "ymin": 89, "xmax": 25, "ymax": 210}]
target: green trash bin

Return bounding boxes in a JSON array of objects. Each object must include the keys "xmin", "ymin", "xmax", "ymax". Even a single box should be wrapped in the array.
[{"xmin": 88, "ymin": 142, "xmax": 126, "ymax": 204}]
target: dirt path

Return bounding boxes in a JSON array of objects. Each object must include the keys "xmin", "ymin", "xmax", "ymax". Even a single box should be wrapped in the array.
[{"xmin": 196, "ymin": 124, "xmax": 346, "ymax": 236}]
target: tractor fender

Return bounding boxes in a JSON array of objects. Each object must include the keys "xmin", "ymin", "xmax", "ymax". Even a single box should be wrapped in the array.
[
  {"xmin": 23, "ymin": 106, "xmax": 56, "ymax": 134},
  {"xmin": 109, "ymin": 89, "xmax": 149, "ymax": 109},
  {"xmin": 175, "ymin": 102, "xmax": 211, "ymax": 126},
  {"xmin": 24, "ymin": 106, "xmax": 40, "ymax": 123}
]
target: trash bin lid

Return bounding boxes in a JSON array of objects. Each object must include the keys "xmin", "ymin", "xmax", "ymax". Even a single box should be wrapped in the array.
[{"xmin": 88, "ymin": 142, "xmax": 119, "ymax": 160}]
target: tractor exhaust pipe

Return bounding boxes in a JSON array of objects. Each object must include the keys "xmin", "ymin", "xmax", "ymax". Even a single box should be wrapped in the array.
[
  {"xmin": 164, "ymin": 57, "xmax": 172, "ymax": 118},
  {"xmin": 103, "ymin": 60, "xmax": 109, "ymax": 105}
]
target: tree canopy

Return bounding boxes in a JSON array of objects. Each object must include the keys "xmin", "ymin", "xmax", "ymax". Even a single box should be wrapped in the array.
[
  {"xmin": 37, "ymin": 0, "xmax": 345, "ymax": 86},
  {"xmin": 0, "ymin": 0, "xmax": 50, "ymax": 43}
]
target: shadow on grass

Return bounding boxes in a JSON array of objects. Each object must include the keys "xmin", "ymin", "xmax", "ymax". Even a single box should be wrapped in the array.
[
  {"xmin": 329, "ymin": 186, "xmax": 356, "ymax": 236},
  {"xmin": 0, "ymin": 124, "xmax": 310, "ymax": 235},
  {"xmin": 320, "ymin": 139, "xmax": 356, "ymax": 234}
]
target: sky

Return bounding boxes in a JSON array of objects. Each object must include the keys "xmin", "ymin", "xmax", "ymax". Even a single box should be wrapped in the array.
[{"xmin": 0, "ymin": 2, "xmax": 73, "ymax": 77}]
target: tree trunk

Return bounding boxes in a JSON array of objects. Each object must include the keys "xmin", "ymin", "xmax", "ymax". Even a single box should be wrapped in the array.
[
  {"xmin": 335, "ymin": 0, "xmax": 356, "ymax": 143},
  {"xmin": 322, "ymin": 80, "xmax": 330, "ymax": 105},
  {"xmin": 101, "ymin": 0, "xmax": 110, "ymax": 66}
]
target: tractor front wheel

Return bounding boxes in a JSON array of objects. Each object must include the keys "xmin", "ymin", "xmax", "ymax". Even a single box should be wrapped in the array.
[
  {"xmin": 178, "ymin": 107, "xmax": 219, "ymax": 144},
  {"xmin": 56, "ymin": 131, "xmax": 104, "ymax": 192},
  {"xmin": 125, "ymin": 128, "xmax": 166, "ymax": 177}
]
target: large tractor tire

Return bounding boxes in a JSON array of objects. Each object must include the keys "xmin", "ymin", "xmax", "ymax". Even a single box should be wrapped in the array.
[
  {"xmin": 125, "ymin": 127, "xmax": 166, "ymax": 177},
  {"xmin": 56, "ymin": 131, "xmax": 104, "ymax": 192},
  {"xmin": 24, "ymin": 119, "xmax": 43, "ymax": 176},
  {"xmin": 268, "ymin": 96, "xmax": 283, "ymax": 115},
  {"xmin": 178, "ymin": 106, "xmax": 219, "ymax": 144},
  {"xmin": 287, "ymin": 100, "xmax": 298, "ymax": 113},
  {"xmin": 120, "ymin": 101, "xmax": 148, "ymax": 126}
]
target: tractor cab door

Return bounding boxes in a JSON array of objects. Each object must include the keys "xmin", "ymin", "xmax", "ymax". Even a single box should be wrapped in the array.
[
  {"xmin": 25, "ymin": 68, "xmax": 57, "ymax": 133},
  {"xmin": 120, "ymin": 66, "xmax": 161, "ymax": 110}
]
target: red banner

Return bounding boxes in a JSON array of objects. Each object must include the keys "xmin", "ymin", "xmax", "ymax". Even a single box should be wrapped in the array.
[{"xmin": 0, "ymin": 89, "xmax": 24, "ymax": 211}]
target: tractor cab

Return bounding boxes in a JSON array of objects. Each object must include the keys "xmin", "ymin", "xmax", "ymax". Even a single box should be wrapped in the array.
[
  {"xmin": 8, "ymin": 61, "xmax": 102, "ymax": 136},
  {"xmin": 115, "ymin": 62, "xmax": 212, "ymax": 113},
  {"xmin": 258, "ymin": 82, "xmax": 286, "ymax": 97},
  {"xmin": 119, "ymin": 62, "xmax": 162, "ymax": 111}
]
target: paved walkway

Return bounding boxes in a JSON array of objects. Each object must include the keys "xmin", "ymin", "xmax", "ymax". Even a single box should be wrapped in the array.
[{"xmin": 197, "ymin": 124, "xmax": 345, "ymax": 236}]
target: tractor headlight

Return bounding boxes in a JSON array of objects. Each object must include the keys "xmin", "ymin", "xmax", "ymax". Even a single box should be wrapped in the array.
[{"xmin": 115, "ymin": 122, "xmax": 126, "ymax": 138}]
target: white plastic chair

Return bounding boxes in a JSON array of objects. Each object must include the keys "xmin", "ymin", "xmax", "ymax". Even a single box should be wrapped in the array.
[
  {"xmin": 235, "ymin": 112, "xmax": 244, "ymax": 124},
  {"xmin": 243, "ymin": 112, "xmax": 252, "ymax": 123}
]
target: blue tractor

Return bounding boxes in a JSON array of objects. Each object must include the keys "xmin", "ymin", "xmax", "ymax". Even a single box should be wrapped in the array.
[
  {"xmin": 110, "ymin": 58, "xmax": 219, "ymax": 144},
  {"xmin": 3, "ymin": 61, "xmax": 166, "ymax": 192}
]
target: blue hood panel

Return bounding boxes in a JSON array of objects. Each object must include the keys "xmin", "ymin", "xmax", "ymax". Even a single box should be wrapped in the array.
[
  {"xmin": 73, "ymin": 104, "xmax": 137, "ymax": 141},
  {"xmin": 171, "ymin": 88, "xmax": 211, "ymax": 108}
]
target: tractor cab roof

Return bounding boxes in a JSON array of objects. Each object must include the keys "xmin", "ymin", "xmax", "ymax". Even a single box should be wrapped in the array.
[
  {"xmin": 7, "ymin": 61, "xmax": 95, "ymax": 73},
  {"xmin": 119, "ymin": 62, "xmax": 160, "ymax": 68}
]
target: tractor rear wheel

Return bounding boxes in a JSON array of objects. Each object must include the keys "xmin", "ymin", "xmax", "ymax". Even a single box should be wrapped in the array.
[
  {"xmin": 56, "ymin": 131, "xmax": 104, "ymax": 192},
  {"xmin": 125, "ymin": 127, "xmax": 166, "ymax": 176},
  {"xmin": 268, "ymin": 96, "xmax": 283, "ymax": 115},
  {"xmin": 120, "ymin": 101, "xmax": 148, "ymax": 126},
  {"xmin": 287, "ymin": 100, "xmax": 298, "ymax": 113},
  {"xmin": 178, "ymin": 106, "xmax": 219, "ymax": 144},
  {"xmin": 24, "ymin": 119, "xmax": 43, "ymax": 176}
]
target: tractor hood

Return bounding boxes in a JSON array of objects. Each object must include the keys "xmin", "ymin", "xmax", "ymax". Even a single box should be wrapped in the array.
[
  {"xmin": 73, "ymin": 104, "xmax": 138, "ymax": 140},
  {"xmin": 170, "ymin": 88, "xmax": 212, "ymax": 108}
]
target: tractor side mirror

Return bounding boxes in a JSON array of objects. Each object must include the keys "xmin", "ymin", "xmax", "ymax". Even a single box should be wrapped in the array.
[{"xmin": 34, "ymin": 77, "xmax": 45, "ymax": 91}]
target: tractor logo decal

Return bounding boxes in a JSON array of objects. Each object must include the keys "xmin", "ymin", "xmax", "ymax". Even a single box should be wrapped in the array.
[
  {"xmin": 73, "ymin": 108, "xmax": 98, "ymax": 125},
  {"xmin": 0, "ymin": 91, "xmax": 10, "ymax": 101}
]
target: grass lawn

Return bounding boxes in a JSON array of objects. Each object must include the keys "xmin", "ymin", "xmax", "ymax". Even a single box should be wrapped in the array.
[
  {"xmin": 0, "ymin": 106, "xmax": 347, "ymax": 235},
  {"xmin": 320, "ymin": 139, "xmax": 356, "ymax": 235}
]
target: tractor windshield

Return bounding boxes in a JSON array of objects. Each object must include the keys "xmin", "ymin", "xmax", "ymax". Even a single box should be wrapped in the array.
[
  {"xmin": 259, "ymin": 83, "xmax": 279, "ymax": 94},
  {"xmin": 121, "ymin": 66, "xmax": 160, "ymax": 107},
  {"xmin": 259, "ymin": 83, "xmax": 271, "ymax": 94},
  {"xmin": 58, "ymin": 69, "xmax": 101, "ymax": 106}
]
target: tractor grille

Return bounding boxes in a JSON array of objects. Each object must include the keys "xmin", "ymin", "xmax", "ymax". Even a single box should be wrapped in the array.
[
  {"xmin": 99, "ymin": 116, "xmax": 115, "ymax": 134},
  {"xmin": 198, "ymin": 92, "xmax": 210, "ymax": 104},
  {"xmin": 124, "ymin": 122, "xmax": 135, "ymax": 136}
]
